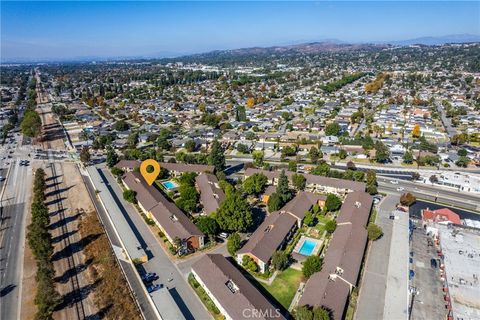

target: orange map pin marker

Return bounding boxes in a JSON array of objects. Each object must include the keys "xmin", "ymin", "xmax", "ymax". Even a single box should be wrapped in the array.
[{"xmin": 140, "ymin": 159, "xmax": 160, "ymax": 185}]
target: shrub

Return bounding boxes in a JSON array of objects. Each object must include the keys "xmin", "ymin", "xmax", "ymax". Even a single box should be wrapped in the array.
[
  {"xmin": 302, "ymin": 255, "xmax": 323, "ymax": 279},
  {"xmin": 367, "ymin": 223, "xmax": 383, "ymax": 241}
]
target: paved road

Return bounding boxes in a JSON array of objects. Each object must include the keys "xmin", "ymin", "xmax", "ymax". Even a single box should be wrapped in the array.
[
  {"xmin": 377, "ymin": 178, "xmax": 480, "ymax": 211},
  {"xmin": 355, "ymin": 195, "xmax": 398, "ymax": 320},
  {"xmin": 97, "ymin": 165, "xmax": 211, "ymax": 320},
  {"xmin": 0, "ymin": 159, "xmax": 32, "ymax": 320}
]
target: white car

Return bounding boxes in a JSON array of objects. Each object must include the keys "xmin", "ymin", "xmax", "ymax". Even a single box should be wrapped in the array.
[
  {"xmin": 390, "ymin": 180, "xmax": 399, "ymax": 184},
  {"xmin": 397, "ymin": 187, "xmax": 405, "ymax": 192}
]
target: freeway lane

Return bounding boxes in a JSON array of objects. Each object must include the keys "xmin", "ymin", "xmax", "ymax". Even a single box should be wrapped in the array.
[{"xmin": 0, "ymin": 160, "xmax": 32, "ymax": 320}]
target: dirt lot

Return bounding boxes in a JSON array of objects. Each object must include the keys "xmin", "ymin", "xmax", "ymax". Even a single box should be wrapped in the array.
[{"xmin": 37, "ymin": 105, "xmax": 66, "ymax": 151}]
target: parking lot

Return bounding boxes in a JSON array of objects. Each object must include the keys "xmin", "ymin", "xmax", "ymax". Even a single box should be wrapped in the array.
[{"xmin": 409, "ymin": 222, "xmax": 446, "ymax": 320}]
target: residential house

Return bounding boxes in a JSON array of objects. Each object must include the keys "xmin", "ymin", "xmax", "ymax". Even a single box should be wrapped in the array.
[{"xmin": 195, "ymin": 173, "xmax": 226, "ymax": 215}]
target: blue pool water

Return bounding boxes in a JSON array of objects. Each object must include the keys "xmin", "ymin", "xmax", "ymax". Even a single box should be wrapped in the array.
[
  {"xmin": 162, "ymin": 181, "xmax": 177, "ymax": 190},
  {"xmin": 298, "ymin": 239, "xmax": 316, "ymax": 256}
]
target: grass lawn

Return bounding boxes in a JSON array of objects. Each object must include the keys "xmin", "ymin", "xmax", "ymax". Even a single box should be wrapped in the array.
[{"xmin": 260, "ymin": 268, "xmax": 303, "ymax": 309}]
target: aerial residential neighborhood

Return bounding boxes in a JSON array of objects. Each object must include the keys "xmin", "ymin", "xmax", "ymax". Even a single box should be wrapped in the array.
[{"xmin": 1, "ymin": 1, "xmax": 480, "ymax": 320}]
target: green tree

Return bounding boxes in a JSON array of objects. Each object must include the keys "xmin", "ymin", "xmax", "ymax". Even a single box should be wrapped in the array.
[
  {"xmin": 216, "ymin": 191, "xmax": 252, "ymax": 232},
  {"xmin": 243, "ymin": 173, "xmax": 268, "ymax": 195},
  {"xmin": 185, "ymin": 139, "xmax": 196, "ymax": 152},
  {"xmin": 114, "ymin": 120, "xmax": 129, "ymax": 131},
  {"xmin": 325, "ymin": 220, "xmax": 337, "ymax": 234},
  {"xmin": 267, "ymin": 192, "xmax": 283, "ymax": 212},
  {"xmin": 242, "ymin": 255, "xmax": 258, "ymax": 272},
  {"xmin": 176, "ymin": 185, "xmax": 199, "ymax": 213},
  {"xmin": 237, "ymin": 143, "xmax": 250, "ymax": 154},
  {"xmin": 337, "ymin": 149, "xmax": 347, "ymax": 160},
  {"xmin": 227, "ymin": 232, "xmax": 241, "ymax": 256},
  {"xmin": 325, "ymin": 193, "xmax": 342, "ymax": 212},
  {"xmin": 309, "ymin": 146, "xmax": 321, "ymax": 164},
  {"xmin": 123, "ymin": 190, "xmax": 137, "ymax": 203},
  {"xmin": 208, "ymin": 140, "xmax": 225, "ymax": 172},
  {"xmin": 195, "ymin": 216, "xmax": 218, "ymax": 236},
  {"xmin": 252, "ymin": 150, "xmax": 264, "ymax": 167},
  {"xmin": 291, "ymin": 173, "xmax": 306, "ymax": 191},
  {"xmin": 271, "ymin": 251, "xmax": 289, "ymax": 271},
  {"xmin": 366, "ymin": 170, "xmax": 378, "ymax": 195},
  {"xmin": 302, "ymin": 255, "xmax": 323, "ymax": 279},
  {"xmin": 367, "ymin": 223, "xmax": 383, "ymax": 240},
  {"xmin": 303, "ymin": 211, "xmax": 315, "ymax": 227},
  {"xmin": 106, "ymin": 145, "xmax": 118, "ymax": 168},
  {"xmin": 311, "ymin": 161, "xmax": 330, "ymax": 176},
  {"xmin": 361, "ymin": 136, "xmax": 374, "ymax": 151},
  {"xmin": 374, "ymin": 141, "xmax": 390, "ymax": 163},
  {"xmin": 455, "ymin": 156, "xmax": 470, "ymax": 168},
  {"xmin": 276, "ymin": 170, "xmax": 292, "ymax": 203},
  {"xmin": 288, "ymin": 160, "xmax": 297, "ymax": 172},
  {"xmin": 403, "ymin": 151, "xmax": 414, "ymax": 164},
  {"xmin": 21, "ymin": 109, "xmax": 42, "ymax": 138},
  {"xmin": 325, "ymin": 123, "xmax": 341, "ymax": 136}
]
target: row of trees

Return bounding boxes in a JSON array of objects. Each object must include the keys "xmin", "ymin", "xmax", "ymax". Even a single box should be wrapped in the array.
[
  {"xmin": 21, "ymin": 108, "xmax": 42, "ymax": 138},
  {"xmin": 27, "ymin": 168, "xmax": 61, "ymax": 319}
]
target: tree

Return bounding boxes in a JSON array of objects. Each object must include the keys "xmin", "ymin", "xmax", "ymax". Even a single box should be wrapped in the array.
[
  {"xmin": 325, "ymin": 220, "xmax": 337, "ymax": 234},
  {"xmin": 21, "ymin": 110, "xmax": 42, "ymax": 138},
  {"xmin": 79, "ymin": 146, "xmax": 91, "ymax": 164},
  {"xmin": 114, "ymin": 120, "xmax": 129, "ymax": 131},
  {"xmin": 123, "ymin": 190, "xmax": 137, "ymax": 203},
  {"xmin": 242, "ymin": 255, "xmax": 258, "ymax": 272},
  {"xmin": 337, "ymin": 149, "xmax": 347, "ymax": 160},
  {"xmin": 325, "ymin": 123, "xmax": 341, "ymax": 136},
  {"xmin": 106, "ymin": 145, "xmax": 118, "ymax": 168},
  {"xmin": 227, "ymin": 232, "xmax": 241, "ymax": 256},
  {"xmin": 374, "ymin": 141, "xmax": 390, "ymax": 163},
  {"xmin": 361, "ymin": 136, "xmax": 374, "ymax": 151},
  {"xmin": 243, "ymin": 173, "xmax": 268, "ymax": 195},
  {"xmin": 367, "ymin": 223, "xmax": 383, "ymax": 241},
  {"xmin": 325, "ymin": 194, "xmax": 342, "ymax": 212},
  {"xmin": 208, "ymin": 140, "xmax": 225, "ymax": 172},
  {"xmin": 312, "ymin": 161, "xmax": 330, "ymax": 176},
  {"xmin": 403, "ymin": 151, "xmax": 414, "ymax": 164},
  {"xmin": 288, "ymin": 160, "xmax": 297, "ymax": 172},
  {"xmin": 237, "ymin": 143, "xmax": 249, "ymax": 154},
  {"xmin": 276, "ymin": 170, "xmax": 292, "ymax": 203},
  {"xmin": 400, "ymin": 193, "xmax": 416, "ymax": 206},
  {"xmin": 271, "ymin": 251, "xmax": 288, "ymax": 271},
  {"xmin": 294, "ymin": 306, "xmax": 331, "ymax": 320},
  {"xmin": 346, "ymin": 161, "xmax": 356, "ymax": 170},
  {"xmin": 252, "ymin": 150, "xmax": 264, "ymax": 167},
  {"xmin": 302, "ymin": 255, "xmax": 323, "ymax": 279},
  {"xmin": 412, "ymin": 124, "xmax": 421, "ymax": 138},
  {"xmin": 309, "ymin": 146, "xmax": 321, "ymax": 164},
  {"xmin": 366, "ymin": 170, "xmax": 378, "ymax": 195},
  {"xmin": 185, "ymin": 139, "xmax": 196, "ymax": 152},
  {"xmin": 291, "ymin": 173, "xmax": 306, "ymax": 191},
  {"xmin": 455, "ymin": 156, "xmax": 470, "ymax": 168},
  {"xmin": 195, "ymin": 216, "xmax": 218, "ymax": 236},
  {"xmin": 429, "ymin": 174, "xmax": 438, "ymax": 184},
  {"xmin": 176, "ymin": 185, "xmax": 199, "ymax": 213},
  {"xmin": 457, "ymin": 148, "xmax": 467, "ymax": 157},
  {"xmin": 268, "ymin": 192, "xmax": 283, "ymax": 212},
  {"xmin": 303, "ymin": 211, "xmax": 315, "ymax": 227},
  {"xmin": 411, "ymin": 172, "xmax": 420, "ymax": 181},
  {"xmin": 216, "ymin": 191, "xmax": 252, "ymax": 232}
]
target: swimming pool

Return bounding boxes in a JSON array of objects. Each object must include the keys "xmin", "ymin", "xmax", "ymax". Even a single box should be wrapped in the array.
[
  {"xmin": 298, "ymin": 239, "xmax": 317, "ymax": 256},
  {"xmin": 162, "ymin": 181, "xmax": 177, "ymax": 190}
]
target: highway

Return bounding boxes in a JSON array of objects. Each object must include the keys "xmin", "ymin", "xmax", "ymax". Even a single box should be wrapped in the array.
[
  {"xmin": 377, "ymin": 177, "xmax": 480, "ymax": 211},
  {"xmin": 0, "ymin": 158, "xmax": 33, "ymax": 320}
]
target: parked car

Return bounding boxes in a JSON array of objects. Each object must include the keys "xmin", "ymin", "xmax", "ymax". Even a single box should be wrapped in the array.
[
  {"xmin": 141, "ymin": 272, "xmax": 159, "ymax": 283},
  {"xmin": 409, "ymin": 270, "xmax": 415, "ymax": 280},
  {"xmin": 390, "ymin": 180, "xmax": 399, "ymax": 184},
  {"xmin": 147, "ymin": 283, "xmax": 163, "ymax": 293},
  {"xmin": 397, "ymin": 187, "xmax": 405, "ymax": 192},
  {"xmin": 219, "ymin": 232, "xmax": 229, "ymax": 239},
  {"xmin": 430, "ymin": 258, "xmax": 437, "ymax": 268}
]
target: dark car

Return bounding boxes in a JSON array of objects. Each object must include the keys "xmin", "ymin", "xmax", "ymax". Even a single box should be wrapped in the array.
[
  {"xmin": 147, "ymin": 283, "xmax": 163, "ymax": 293},
  {"xmin": 409, "ymin": 270, "xmax": 415, "ymax": 280},
  {"xmin": 141, "ymin": 272, "xmax": 159, "ymax": 283},
  {"xmin": 430, "ymin": 258, "xmax": 437, "ymax": 268}
]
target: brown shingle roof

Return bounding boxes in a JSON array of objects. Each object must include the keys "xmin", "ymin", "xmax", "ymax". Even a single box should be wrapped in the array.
[
  {"xmin": 244, "ymin": 168, "xmax": 365, "ymax": 192},
  {"xmin": 298, "ymin": 191, "xmax": 373, "ymax": 319},
  {"xmin": 159, "ymin": 162, "xmax": 215, "ymax": 173},
  {"xmin": 280, "ymin": 191, "xmax": 326, "ymax": 220},
  {"xmin": 195, "ymin": 173, "xmax": 226, "ymax": 215},
  {"xmin": 192, "ymin": 254, "xmax": 285, "ymax": 320},
  {"xmin": 123, "ymin": 172, "xmax": 203, "ymax": 240}
]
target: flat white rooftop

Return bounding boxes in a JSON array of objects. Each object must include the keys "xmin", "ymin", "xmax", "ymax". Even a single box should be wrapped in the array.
[{"xmin": 439, "ymin": 225, "xmax": 480, "ymax": 319}]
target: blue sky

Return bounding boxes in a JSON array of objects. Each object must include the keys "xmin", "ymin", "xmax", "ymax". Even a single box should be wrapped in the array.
[{"xmin": 1, "ymin": 1, "xmax": 479, "ymax": 60}]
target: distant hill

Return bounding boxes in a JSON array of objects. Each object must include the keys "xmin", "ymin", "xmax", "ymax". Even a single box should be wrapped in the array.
[{"xmin": 386, "ymin": 34, "xmax": 480, "ymax": 46}]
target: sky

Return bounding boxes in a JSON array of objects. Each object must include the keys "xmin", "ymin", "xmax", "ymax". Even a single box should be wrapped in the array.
[{"xmin": 1, "ymin": 1, "xmax": 479, "ymax": 61}]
